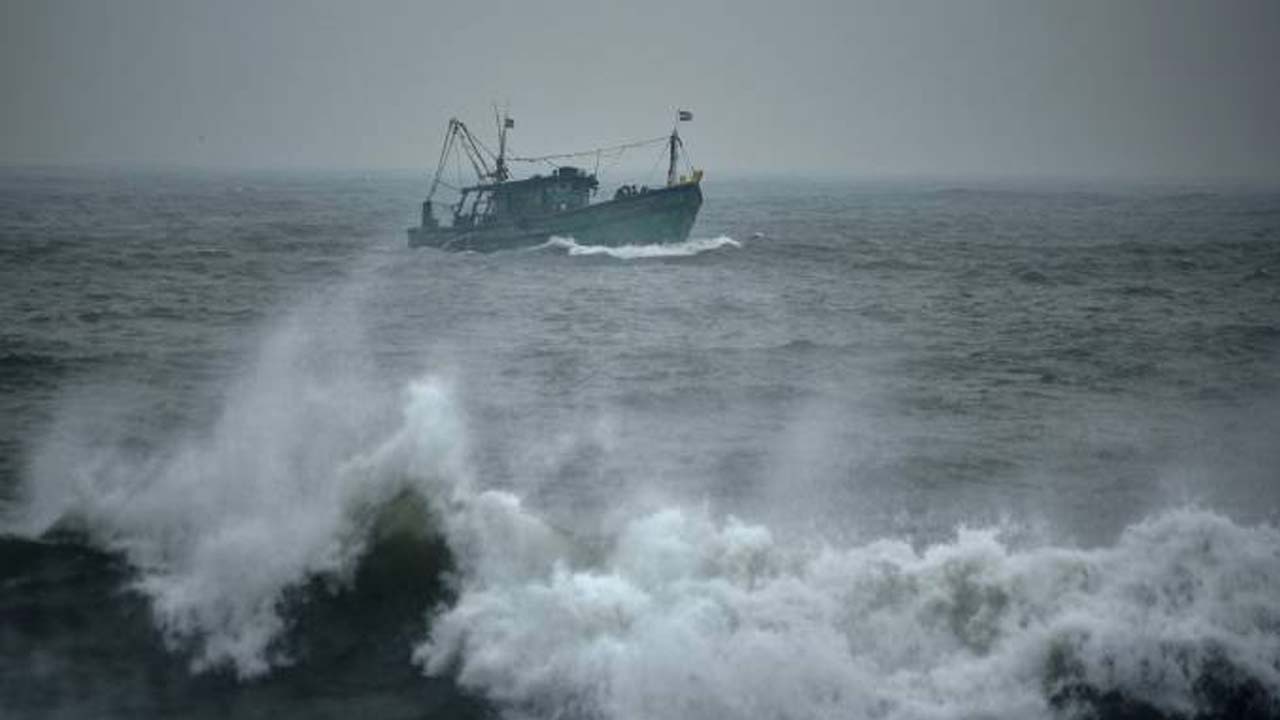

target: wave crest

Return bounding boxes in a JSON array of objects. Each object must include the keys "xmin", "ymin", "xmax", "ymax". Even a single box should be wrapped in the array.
[
  {"xmin": 416, "ymin": 505, "xmax": 1280, "ymax": 720},
  {"xmin": 538, "ymin": 235, "xmax": 740, "ymax": 259},
  {"xmin": 14, "ymin": 314, "xmax": 1280, "ymax": 717},
  {"xmin": 15, "ymin": 317, "xmax": 470, "ymax": 679}
]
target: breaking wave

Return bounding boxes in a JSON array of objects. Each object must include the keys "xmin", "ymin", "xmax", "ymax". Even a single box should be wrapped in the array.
[
  {"xmin": 539, "ymin": 235, "xmax": 740, "ymax": 259},
  {"xmin": 14, "ymin": 316, "xmax": 473, "ymax": 678},
  {"xmin": 11, "ymin": 318, "xmax": 1280, "ymax": 719},
  {"xmin": 418, "ymin": 503, "xmax": 1280, "ymax": 720}
]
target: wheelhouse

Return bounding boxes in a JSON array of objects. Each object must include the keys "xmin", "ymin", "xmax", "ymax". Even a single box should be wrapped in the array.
[{"xmin": 452, "ymin": 166, "xmax": 599, "ymax": 228}]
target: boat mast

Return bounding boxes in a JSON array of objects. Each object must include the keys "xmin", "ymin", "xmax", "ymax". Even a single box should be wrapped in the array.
[
  {"xmin": 667, "ymin": 109, "xmax": 691, "ymax": 187},
  {"xmin": 494, "ymin": 107, "xmax": 513, "ymax": 182},
  {"xmin": 667, "ymin": 128, "xmax": 680, "ymax": 187}
]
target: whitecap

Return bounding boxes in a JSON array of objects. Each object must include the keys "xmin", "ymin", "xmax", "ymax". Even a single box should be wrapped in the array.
[{"xmin": 538, "ymin": 235, "xmax": 741, "ymax": 259}]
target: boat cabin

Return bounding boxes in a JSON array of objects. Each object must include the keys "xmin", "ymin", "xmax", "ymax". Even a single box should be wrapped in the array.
[{"xmin": 449, "ymin": 166, "xmax": 599, "ymax": 229}]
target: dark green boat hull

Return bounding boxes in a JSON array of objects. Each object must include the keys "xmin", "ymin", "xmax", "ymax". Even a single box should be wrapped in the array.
[{"xmin": 408, "ymin": 181, "xmax": 702, "ymax": 252}]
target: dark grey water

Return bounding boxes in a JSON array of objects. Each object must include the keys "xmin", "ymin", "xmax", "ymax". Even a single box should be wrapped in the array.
[{"xmin": 2, "ymin": 167, "xmax": 1279, "ymax": 719}]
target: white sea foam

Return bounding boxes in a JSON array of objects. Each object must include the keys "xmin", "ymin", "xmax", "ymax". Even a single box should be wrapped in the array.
[
  {"xmin": 17, "ymin": 323, "xmax": 1280, "ymax": 714},
  {"xmin": 540, "ymin": 235, "xmax": 740, "ymax": 259},
  {"xmin": 18, "ymin": 316, "xmax": 469, "ymax": 678},
  {"xmin": 417, "ymin": 502, "xmax": 1280, "ymax": 720}
]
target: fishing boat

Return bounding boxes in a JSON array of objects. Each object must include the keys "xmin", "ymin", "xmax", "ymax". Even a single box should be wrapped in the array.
[{"xmin": 407, "ymin": 111, "xmax": 703, "ymax": 252}]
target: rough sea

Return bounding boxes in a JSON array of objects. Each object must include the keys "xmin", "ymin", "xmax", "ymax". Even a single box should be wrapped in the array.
[{"xmin": 1, "ymin": 167, "xmax": 1278, "ymax": 719}]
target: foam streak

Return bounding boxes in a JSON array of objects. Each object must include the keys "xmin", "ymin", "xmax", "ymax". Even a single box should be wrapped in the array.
[{"xmin": 538, "ymin": 236, "xmax": 740, "ymax": 259}]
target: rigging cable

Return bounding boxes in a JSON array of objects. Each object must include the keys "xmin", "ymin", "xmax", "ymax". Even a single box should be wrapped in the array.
[{"xmin": 508, "ymin": 135, "xmax": 667, "ymax": 164}]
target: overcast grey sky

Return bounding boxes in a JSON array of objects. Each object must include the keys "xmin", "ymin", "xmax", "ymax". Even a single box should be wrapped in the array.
[{"xmin": 2, "ymin": 0, "xmax": 1277, "ymax": 180}]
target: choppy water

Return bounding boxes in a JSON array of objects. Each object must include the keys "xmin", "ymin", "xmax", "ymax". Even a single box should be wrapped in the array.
[{"xmin": 1, "ymin": 167, "xmax": 1279, "ymax": 719}]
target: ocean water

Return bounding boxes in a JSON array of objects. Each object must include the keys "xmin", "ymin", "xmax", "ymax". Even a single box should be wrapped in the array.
[{"xmin": 1, "ymin": 167, "xmax": 1279, "ymax": 719}]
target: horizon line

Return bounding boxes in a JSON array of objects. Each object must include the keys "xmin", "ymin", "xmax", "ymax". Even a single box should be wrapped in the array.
[{"xmin": 3, "ymin": 159, "xmax": 1279, "ymax": 190}]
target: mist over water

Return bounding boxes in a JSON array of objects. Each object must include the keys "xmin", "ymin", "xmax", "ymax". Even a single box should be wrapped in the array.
[{"xmin": 2, "ymin": 168, "xmax": 1279, "ymax": 719}]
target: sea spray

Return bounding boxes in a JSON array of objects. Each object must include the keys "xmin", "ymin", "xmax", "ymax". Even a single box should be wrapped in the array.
[
  {"xmin": 13, "ymin": 309, "xmax": 1280, "ymax": 713},
  {"xmin": 416, "ymin": 504, "xmax": 1280, "ymax": 720},
  {"xmin": 16, "ymin": 313, "xmax": 470, "ymax": 678},
  {"xmin": 15, "ymin": 351, "xmax": 1280, "ymax": 715}
]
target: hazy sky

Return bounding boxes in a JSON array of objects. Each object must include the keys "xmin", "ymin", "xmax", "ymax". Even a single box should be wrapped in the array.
[{"xmin": 2, "ymin": 0, "xmax": 1278, "ymax": 180}]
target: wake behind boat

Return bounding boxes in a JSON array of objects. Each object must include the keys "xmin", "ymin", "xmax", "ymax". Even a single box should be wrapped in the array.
[{"xmin": 407, "ymin": 111, "xmax": 703, "ymax": 252}]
